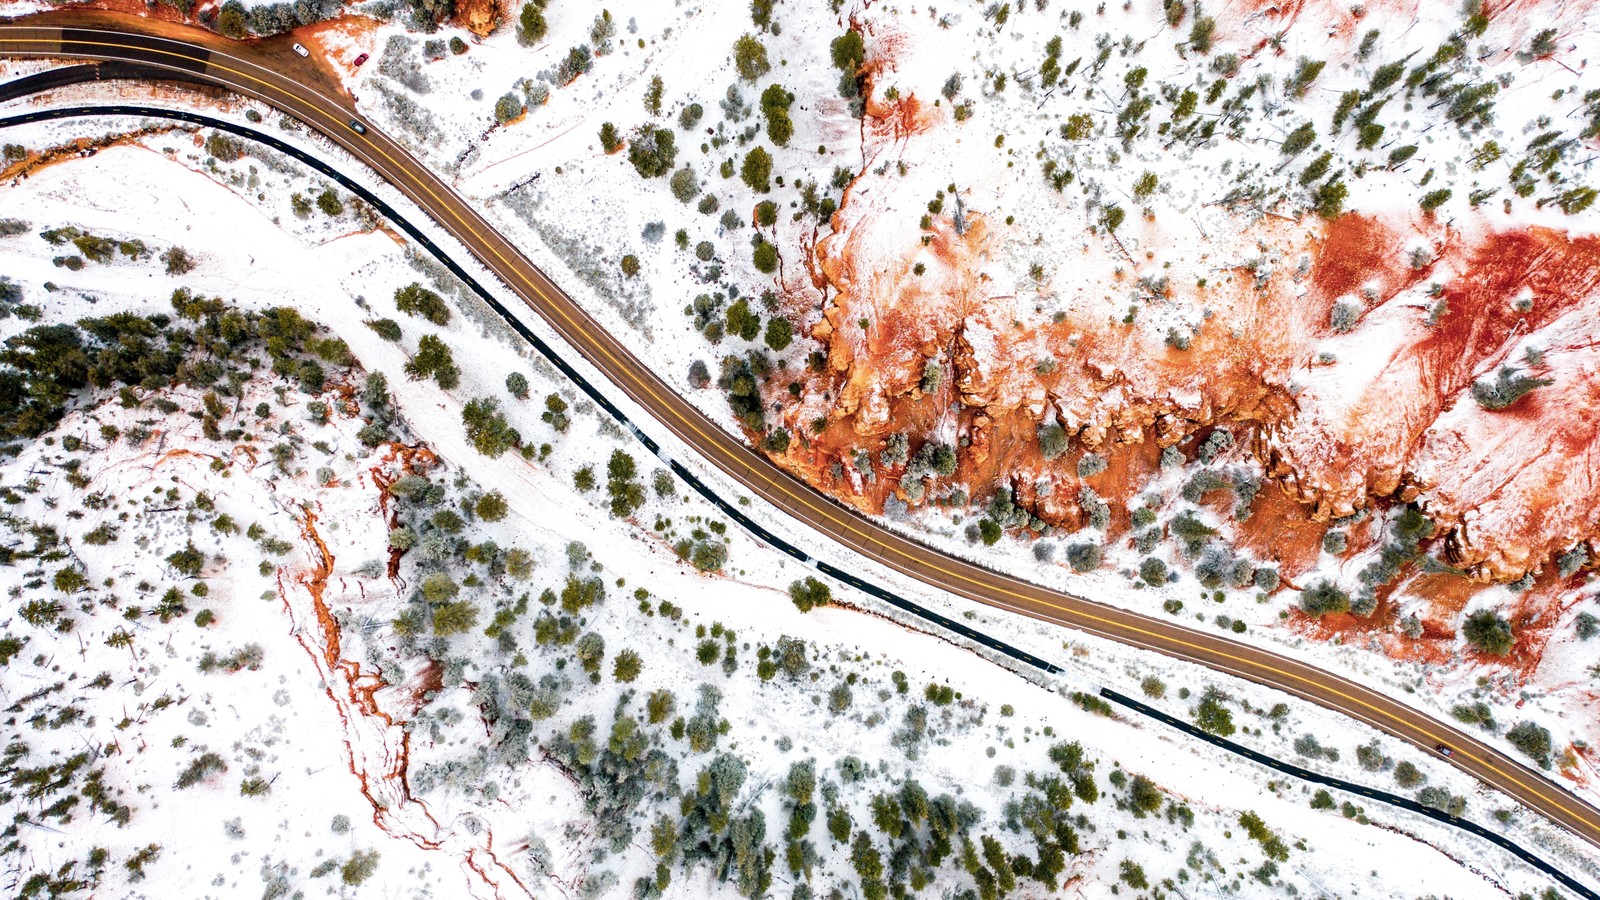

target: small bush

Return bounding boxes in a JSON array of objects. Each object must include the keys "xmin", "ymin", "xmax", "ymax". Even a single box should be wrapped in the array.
[
  {"xmin": 788, "ymin": 577, "xmax": 832, "ymax": 612},
  {"xmin": 753, "ymin": 240, "xmax": 779, "ymax": 273},
  {"xmin": 1299, "ymin": 581, "xmax": 1350, "ymax": 616},
  {"xmin": 629, "ymin": 126, "xmax": 678, "ymax": 178},
  {"xmin": 365, "ymin": 318, "xmax": 402, "ymax": 341},
  {"xmin": 1066, "ymin": 542, "xmax": 1102, "ymax": 572},
  {"xmin": 1329, "ymin": 297, "xmax": 1362, "ymax": 333},
  {"xmin": 394, "ymin": 282, "xmax": 451, "ymax": 325},
  {"xmin": 495, "ymin": 93, "xmax": 525, "ymax": 124},
  {"xmin": 732, "ymin": 33, "xmax": 771, "ymax": 81},
  {"xmin": 670, "ymin": 166, "xmax": 700, "ymax": 203},
  {"xmin": 1037, "ymin": 422, "xmax": 1068, "ymax": 459},
  {"xmin": 475, "ymin": 491, "xmax": 509, "ymax": 522},
  {"xmin": 741, "ymin": 147, "xmax": 773, "ymax": 192},
  {"xmin": 341, "ymin": 850, "xmax": 380, "ymax": 886},
  {"xmin": 1462, "ymin": 609, "xmax": 1513, "ymax": 656},
  {"xmin": 613, "ymin": 649, "xmax": 643, "ymax": 682},
  {"xmin": 1506, "ymin": 720, "xmax": 1553, "ymax": 768},
  {"xmin": 517, "ymin": 2, "xmax": 548, "ymax": 44},
  {"xmin": 1420, "ymin": 188, "xmax": 1452, "ymax": 211},
  {"xmin": 1140, "ymin": 557, "xmax": 1168, "ymax": 586},
  {"xmin": 1472, "ymin": 366, "xmax": 1551, "ymax": 410},
  {"xmin": 1393, "ymin": 760, "xmax": 1424, "ymax": 788},
  {"xmin": 316, "ymin": 188, "xmax": 344, "ymax": 217},
  {"xmin": 162, "ymin": 246, "xmax": 195, "ymax": 275},
  {"xmin": 175, "ymin": 751, "xmax": 228, "ymax": 788}
]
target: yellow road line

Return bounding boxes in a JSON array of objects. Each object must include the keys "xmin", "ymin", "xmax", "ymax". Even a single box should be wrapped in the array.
[{"xmin": 7, "ymin": 29, "xmax": 1596, "ymax": 836}]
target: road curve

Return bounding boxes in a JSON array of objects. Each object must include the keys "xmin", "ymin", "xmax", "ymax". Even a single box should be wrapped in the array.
[
  {"xmin": 10, "ymin": 100, "xmax": 1598, "ymax": 900},
  {"xmin": 1, "ymin": 13, "xmax": 1598, "ymax": 862}
]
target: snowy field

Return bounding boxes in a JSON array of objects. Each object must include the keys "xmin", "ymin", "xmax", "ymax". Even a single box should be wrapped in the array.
[{"xmin": 0, "ymin": 91, "xmax": 1590, "ymax": 897}]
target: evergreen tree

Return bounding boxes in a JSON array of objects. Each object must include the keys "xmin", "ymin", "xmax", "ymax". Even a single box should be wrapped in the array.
[
  {"xmin": 732, "ymin": 34, "xmax": 771, "ymax": 82},
  {"xmin": 741, "ymin": 147, "xmax": 773, "ymax": 192},
  {"xmin": 517, "ymin": 1, "xmax": 548, "ymax": 45}
]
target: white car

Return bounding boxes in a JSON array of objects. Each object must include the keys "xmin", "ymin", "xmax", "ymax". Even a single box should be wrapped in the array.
[{"xmin": 292, "ymin": 43, "xmax": 309, "ymax": 58}]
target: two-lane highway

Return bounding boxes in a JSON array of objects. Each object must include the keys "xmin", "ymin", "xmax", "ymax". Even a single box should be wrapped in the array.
[{"xmin": 2, "ymin": 11, "xmax": 1598, "ymax": 867}]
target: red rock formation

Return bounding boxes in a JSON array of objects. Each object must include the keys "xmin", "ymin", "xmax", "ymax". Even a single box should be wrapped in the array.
[
  {"xmin": 772, "ymin": 124, "xmax": 1600, "ymax": 590},
  {"xmin": 451, "ymin": 0, "xmax": 500, "ymax": 38}
]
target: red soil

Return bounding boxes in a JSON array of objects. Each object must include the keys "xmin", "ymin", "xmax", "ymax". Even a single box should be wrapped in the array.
[{"xmin": 759, "ymin": 86, "xmax": 1600, "ymax": 670}]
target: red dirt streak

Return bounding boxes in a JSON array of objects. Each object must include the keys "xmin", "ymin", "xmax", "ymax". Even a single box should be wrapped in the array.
[{"xmin": 281, "ymin": 498, "xmax": 532, "ymax": 898}]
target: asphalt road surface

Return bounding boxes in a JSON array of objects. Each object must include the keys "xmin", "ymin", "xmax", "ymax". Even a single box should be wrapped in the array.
[{"xmin": 1, "ymin": 12, "xmax": 1597, "ymax": 861}]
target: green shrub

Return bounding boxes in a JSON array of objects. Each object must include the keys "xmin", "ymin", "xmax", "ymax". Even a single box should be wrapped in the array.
[
  {"xmin": 978, "ymin": 519, "xmax": 1002, "ymax": 545},
  {"xmin": 1194, "ymin": 691, "xmax": 1235, "ymax": 736},
  {"xmin": 670, "ymin": 166, "xmax": 700, "ymax": 202},
  {"xmin": 394, "ymin": 283, "xmax": 450, "ymax": 325},
  {"xmin": 1140, "ymin": 557, "xmax": 1168, "ymax": 586},
  {"xmin": 763, "ymin": 316, "xmax": 792, "ymax": 351},
  {"xmin": 341, "ymin": 850, "xmax": 380, "ymax": 886},
  {"xmin": 788, "ymin": 577, "xmax": 832, "ymax": 612},
  {"xmin": 1394, "ymin": 760, "xmax": 1424, "ymax": 788},
  {"xmin": 1066, "ymin": 542, "xmax": 1103, "ymax": 572},
  {"xmin": 629, "ymin": 126, "xmax": 678, "ymax": 178},
  {"xmin": 1462, "ymin": 609, "xmax": 1513, "ymax": 656},
  {"xmin": 1506, "ymin": 720, "xmax": 1553, "ymax": 768},
  {"xmin": 733, "ymin": 33, "xmax": 770, "ymax": 81},
  {"xmin": 517, "ymin": 1, "xmax": 548, "ymax": 44},
  {"xmin": 741, "ymin": 147, "xmax": 773, "ymax": 192},
  {"xmin": 495, "ymin": 93, "xmax": 525, "ymax": 124},
  {"xmin": 175, "ymin": 751, "xmax": 227, "ymax": 788},
  {"xmin": 462, "ymin": 396, "xmax": 519, "ymax": 457},
  {"xmin": 316, "ymin": 188, "xmax": 343, "ymax": 217},
  {"xmin": 1420, "ymin": 188, "xmax": 1453, "ymax": 211},
  {"xmin": 752, "ymin": 240, "xmax": 779, "ymax": 273},
  {"xmin": 1299, "ymin": 581, "xmax": 1350, "ymax": 616},
  {"xmin": 1189, "ymin": 15, "xmax": 1215, "ymax": 52},
  {"xmin": 1471, "ymin": 366, "xmax": 1550, "ymax": 410}
]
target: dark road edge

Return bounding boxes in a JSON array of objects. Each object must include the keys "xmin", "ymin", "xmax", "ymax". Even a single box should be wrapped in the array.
[
  {"xmin": 2, "ymin": 100, "xmax": 1593, "ymax": 900},
  {"xmin": 1101, "ymin": 690, "xmax": 1599, "ymax": 900}
]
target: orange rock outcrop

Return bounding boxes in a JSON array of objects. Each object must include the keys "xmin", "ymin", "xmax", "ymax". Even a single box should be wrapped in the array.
[{"xmin": 768, "ymin": 130, "xmax": 1600, "ymax": 588}]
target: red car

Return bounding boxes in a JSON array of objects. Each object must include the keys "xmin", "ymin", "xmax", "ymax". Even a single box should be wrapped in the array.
[{"xmin": 353, "ymin": 53, "xmax": 369, "ymax": 67}]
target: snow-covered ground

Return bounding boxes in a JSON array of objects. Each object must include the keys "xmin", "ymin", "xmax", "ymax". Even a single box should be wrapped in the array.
[
  {"xmin": 0, "ymin": 96, "xmax": 1591, "ymax": 897},
  {"xmin": 273, "ymin": 0, "xmax": 1600, "ymax": 801}
]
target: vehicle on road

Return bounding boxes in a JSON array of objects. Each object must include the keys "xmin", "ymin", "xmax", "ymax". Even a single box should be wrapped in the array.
[
  {"xmin": 348, "ymin": 119, "xmax": 367, "ymax": 135},
  {"xmin": 353, "ymin": 52, "xmax": 369, "ymax": 66},
  {"xmin": 1436, "ymin": 744, "xmax": 1454, "ymax": 758},
  {"xmin": 291, "ymin": 43, "xmax": 309, "ymax": 58}
]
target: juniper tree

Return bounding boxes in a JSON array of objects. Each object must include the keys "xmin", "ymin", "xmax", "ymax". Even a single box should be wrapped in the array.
[
  {"xmin": 517, "ymin": 1, "xmax": 547, "ymax": 45},
  {"xmin": 394, "ymin": 282, "xmax": 451, "ymax": 325},
  {"xmin": 740, "ymin": 147, "xmax": 773, "ymax": 192},
  {"xmin": 1506, "ymin": 720, "xmax": 1553, "ymax": 767},
  {"xmin": 733, "ymin": 34, "xmax": 771, "ymax": 81},
  {"xmin": 628, "ymin": 126, "xmax": 678, "ymax": 178},
  {"xmin": 1462, "ymin": 608, "xmax": 1514, "ymax": 656},
  {"xmin": 763, "ymin": 316, "xmax": 792, "ymax": 350},
  {"xmin": 788, "ymin": 577, "xmax": 832, "ymax": 612},
  {"xmin": 643, "ymin": 75, "xmax": 665, "ymax": 116},
  {"xmin": 494, "ymin": 94, "xmax": 525, "ymax": 124},
  {"xmin": 752, "ymin": 240, "xmax": 778, "ymax": 273},
  {"xmin": 462, "ymin": 396, "xmax": 519, "ymax": 457},
  {"xmin": 670, "ymin": 166, "xmax": 700, "ymax": 203}
]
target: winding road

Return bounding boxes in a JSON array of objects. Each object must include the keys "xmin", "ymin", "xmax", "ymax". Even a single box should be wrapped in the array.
[{"xmin": 1, "ymin": 10, "xmax": 1597, "ymax": 885}]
